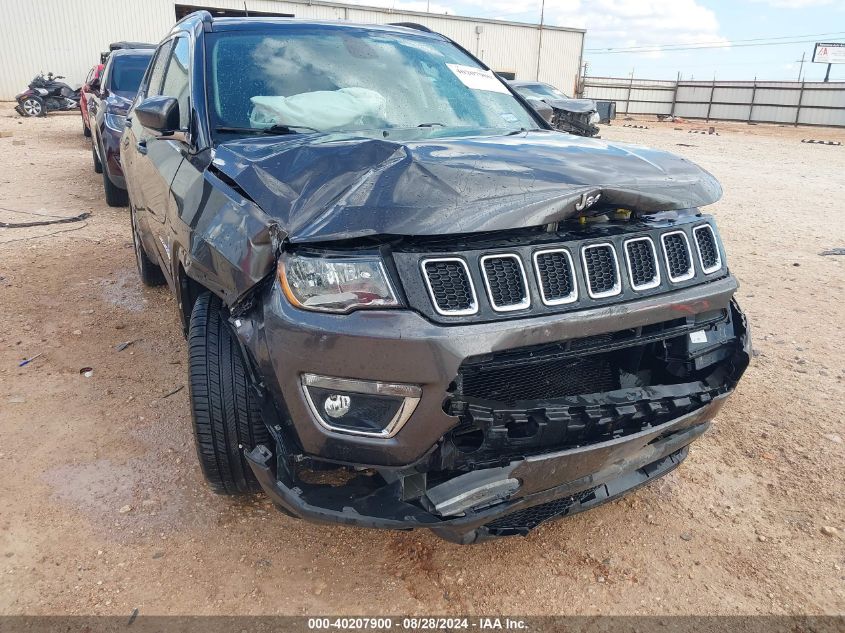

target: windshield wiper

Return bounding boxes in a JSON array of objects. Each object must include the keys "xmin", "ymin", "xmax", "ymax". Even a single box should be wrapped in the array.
[
  {"xmin": 417, "ymin": 122, "xmax": 445, "ymax": 128},
  {"xmin": 215, "ymin": 124, "xmax": 321, "ymax": 135}
]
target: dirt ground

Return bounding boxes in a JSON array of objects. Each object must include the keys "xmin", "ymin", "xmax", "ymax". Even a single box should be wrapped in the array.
[{"xmin": 0, "ymin": 111, "xmax": 843, "ymax": 617}]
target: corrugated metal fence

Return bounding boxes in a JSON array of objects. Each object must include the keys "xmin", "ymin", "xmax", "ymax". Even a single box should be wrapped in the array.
[{"xmin": 582, "ymin": 76, "xmax": 845, "ymax": 128}]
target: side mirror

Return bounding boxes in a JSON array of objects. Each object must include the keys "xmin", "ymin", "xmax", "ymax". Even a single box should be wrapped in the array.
[{"xmin": 135, "ymin": 96, "xmax": 180, "ymax": 134}]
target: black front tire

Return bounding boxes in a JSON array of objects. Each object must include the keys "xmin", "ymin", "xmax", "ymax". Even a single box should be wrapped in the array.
[
  {"xmin": 188, "ymin": 293, "xmax": 271, "ymax": 495},
  {"xmin": 103, "ymin": 169, "xmax": 128, "ymax": 207},
  {"xmin": 130, "ymin": 204, "xmax": 165, "ymax": 287}
]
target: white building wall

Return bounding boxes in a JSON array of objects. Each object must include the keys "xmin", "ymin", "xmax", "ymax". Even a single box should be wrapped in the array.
[{"xmin": 0, "ymin": 0, "xmax": 584, "ymax": 100}]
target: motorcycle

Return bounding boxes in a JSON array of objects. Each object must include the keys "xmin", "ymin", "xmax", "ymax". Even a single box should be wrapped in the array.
[{"xmin": 15, "ymin": 72, "xmax": 81, "ymax": 117}]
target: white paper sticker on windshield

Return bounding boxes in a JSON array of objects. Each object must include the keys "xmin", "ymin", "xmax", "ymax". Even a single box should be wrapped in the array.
[{"xmin": 446, "ymin": 64, "xmax": 510, "ymax": 94}]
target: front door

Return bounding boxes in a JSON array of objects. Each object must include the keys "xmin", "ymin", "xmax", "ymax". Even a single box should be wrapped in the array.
[{"xmin": 126, "ymin": 37, "xmax": 193, "ymax": 278}]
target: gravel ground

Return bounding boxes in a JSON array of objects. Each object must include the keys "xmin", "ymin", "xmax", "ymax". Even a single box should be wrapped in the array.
[{"xmin": 0, "ymin": 111, "xmax": 843, "ymax": 616}]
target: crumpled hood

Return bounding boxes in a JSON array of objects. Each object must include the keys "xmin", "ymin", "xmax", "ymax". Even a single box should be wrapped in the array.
[
  {"xmin": 211, "ymin": 129, "xmax": 721, "ymax": 243},
  {"xmin": 542, "ymin": 98, "xmax": 598, "ymax": 114}
]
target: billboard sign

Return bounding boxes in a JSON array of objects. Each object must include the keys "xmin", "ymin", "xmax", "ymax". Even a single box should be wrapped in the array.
[{"xmin": 813, "ymin": 42, "xmax": 845, "ymax": 64}]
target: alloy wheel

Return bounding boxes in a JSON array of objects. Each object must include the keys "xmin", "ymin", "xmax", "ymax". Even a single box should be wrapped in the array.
[{"xmin": 22, "ymin": 98, "xmax": 42, "ymax": 116}]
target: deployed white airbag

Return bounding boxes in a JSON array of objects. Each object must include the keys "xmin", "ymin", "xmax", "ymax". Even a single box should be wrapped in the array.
[{"xmin": 249, "ymin": 87, "xmax": 386, "ymax": 130}]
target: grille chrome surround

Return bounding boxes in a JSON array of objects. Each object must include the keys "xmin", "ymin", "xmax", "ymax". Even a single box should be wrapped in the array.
[
  {"xmin": 479, "ymin": 253, "xmax": 531, "ymax": 312},
  {"xmin": 693, "ymin": 224, "xmax": 722, "ymax": 274},
  {"xmin": 660, "ymin": 230, "xmax": 695, "ymax": 283},
  {"xmin": 420, "ymin": 257, "xmax": 479, "ymax": 316},
  {"xmin": 623, "ymin": 236, "xmax": 661, "ymax": 291},
  {"xmin": 403, "ymin": 221, "xmax": 728, "ymax": 323},
  {"xmin": 532, "ymin": 248, "xmax": 578, "ymax": 306},
  {"xmin": 581, "ymin": 243, "xmax": 622, "ymax": 299}
]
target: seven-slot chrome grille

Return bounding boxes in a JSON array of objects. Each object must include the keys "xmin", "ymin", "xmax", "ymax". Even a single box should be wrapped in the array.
[{"xmin": 408, "ymin": 223, "xmax": 724, "ymax": 322}]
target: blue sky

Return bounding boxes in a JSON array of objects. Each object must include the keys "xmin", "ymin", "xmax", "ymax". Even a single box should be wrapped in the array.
[{"xmin": 347, "ymin": 0, "xmax": 845, "ymax": 81}]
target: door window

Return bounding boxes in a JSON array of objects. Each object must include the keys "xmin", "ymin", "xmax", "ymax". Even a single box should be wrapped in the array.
[
  {"xmin": 146, "ymin": 41, "xmax": 173, "ymax": 98},
  {"xmin": 160, "ymin": 37, "xmax": 191, "ymax": 129}
]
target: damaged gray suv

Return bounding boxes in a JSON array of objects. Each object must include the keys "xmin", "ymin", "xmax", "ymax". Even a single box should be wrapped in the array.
[{"xmin": 122, "ymin": 12, "xmax": 750, "ymax": 543}]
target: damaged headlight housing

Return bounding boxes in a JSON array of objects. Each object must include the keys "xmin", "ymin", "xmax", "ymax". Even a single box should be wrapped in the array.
[{"xmin": 278, "ymin": 253, "xmax": 399, "ymax": 313}]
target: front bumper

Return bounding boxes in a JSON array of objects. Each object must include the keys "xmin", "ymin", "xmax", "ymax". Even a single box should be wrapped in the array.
[
  {"xmin": 236, "ymin": 272, "xmax": 749, "ymax": 540},
  {"xmin": 246, "ymin": 395, "xmax": 717, "ymax": 542}
]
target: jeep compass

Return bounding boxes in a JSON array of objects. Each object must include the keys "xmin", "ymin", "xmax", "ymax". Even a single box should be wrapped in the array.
[{"xmin": 122, "ymin": 12, "xmax": 750, "ymax": 543}]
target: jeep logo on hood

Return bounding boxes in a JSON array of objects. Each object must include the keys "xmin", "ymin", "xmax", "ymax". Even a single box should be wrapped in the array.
[{"xmin": 575, "ymin": 192, "xmax": 601, "ymax": 212}]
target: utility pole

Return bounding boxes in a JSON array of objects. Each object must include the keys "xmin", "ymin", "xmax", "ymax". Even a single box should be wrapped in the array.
[
  {"xmin": 535, "ymin": 0, "xmax": 545, "ymax": 81},
  {"xmin": 579, "ymin": 61, "xmax": 589, "ymax": 97},
  {"xmin": 797, "ymin": 51, "xmax": 805, "ymax": 82},
  {"xmin": 624, "ymin": 68, "xmax": 634, "ymax": 115}
]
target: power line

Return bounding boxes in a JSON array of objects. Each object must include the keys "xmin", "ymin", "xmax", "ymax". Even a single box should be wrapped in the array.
[
  {"xmin": 585, "ymin": 30, "xmax": 845, "ymax": 52},
  {"xmin": 586, "ymin": 37, "xmax": 845, "ymax": 55}
]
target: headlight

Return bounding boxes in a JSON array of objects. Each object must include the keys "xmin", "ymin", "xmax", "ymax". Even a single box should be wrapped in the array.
[
  {"xmin": 278, "ymin": 253, "xmax": 400, "ymax": 313},
  {"xmin": 589, "ymin": 111, "xmax": 601, "ymax": 125},
  {"xmin": 105, "ymin": 112, "xmax": 126, "ymax": 131}
]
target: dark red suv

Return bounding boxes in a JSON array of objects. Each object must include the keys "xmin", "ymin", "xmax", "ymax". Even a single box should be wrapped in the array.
[{"xmin": 79, "ymin": 64, "xmax": 103, "ymax": 138}]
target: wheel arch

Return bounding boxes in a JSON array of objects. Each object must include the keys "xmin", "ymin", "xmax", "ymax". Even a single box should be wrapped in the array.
[{"xmin": 175, "ymin": 252, "xmax": 211, "ymax": 337}]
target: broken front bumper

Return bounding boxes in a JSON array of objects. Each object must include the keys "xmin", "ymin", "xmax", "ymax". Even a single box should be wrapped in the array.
[
  {"xmin": 247, "ymin": 397, "xmax": 712, "ymax": 544},
  {"xmin": 240, "ymin": 274, "xmax": 749, "ymax": 541},
  {"xmin": 246, "ymin": 395, "xmax": 718, "ymax": 543}
]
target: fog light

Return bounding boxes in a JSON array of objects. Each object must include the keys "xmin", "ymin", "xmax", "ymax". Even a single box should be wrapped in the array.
[
  {"xmin": 323, "ymin": 394, "xmax": 351, "ymax": 418},
  {"xmin": 302, "ymin": 374, "xmax": 422, "ymax": 438}
]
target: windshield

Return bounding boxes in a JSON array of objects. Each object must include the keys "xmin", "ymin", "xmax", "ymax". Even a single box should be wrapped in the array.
[
  {"xmin": 515, "ymin": 83, "xmax": 570, "ymax": 100},
  {"xmin": 205, "ymin": 26, "xmax": 539, "ymax": 136},
  {"xmin": 110, "ymin": 55, "xmax": 152, "ymax": 93}
]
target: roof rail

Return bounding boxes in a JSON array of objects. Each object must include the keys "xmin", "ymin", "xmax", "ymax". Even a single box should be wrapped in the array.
[
  {"xmin": 388, "ymin": 22, "xmax": 433, "ymax": 33},
  {"xmin": 176, "ymin": 9, "xmax": 213, "ymax": 27}
]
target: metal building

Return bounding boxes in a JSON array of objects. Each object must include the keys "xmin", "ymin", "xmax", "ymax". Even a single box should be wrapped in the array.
[{"xmin": 0, "ymin": 0, "xmax": 585, "ymax": 100}]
